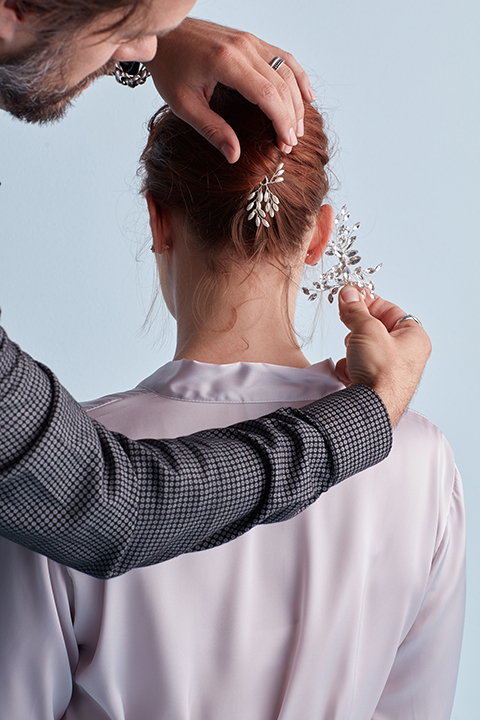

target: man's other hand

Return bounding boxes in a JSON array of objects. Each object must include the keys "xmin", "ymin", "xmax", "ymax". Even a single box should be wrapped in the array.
[
  {"xmin": 336, "ymin": 287, "xmax": 432, "ymax": 426},
  {"xmin": 147, "ymin": 18, "xmax": 315, "ymax": 163}
]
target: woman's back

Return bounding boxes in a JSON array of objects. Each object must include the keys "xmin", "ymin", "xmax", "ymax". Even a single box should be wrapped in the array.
[
  {"xmin": 0, "ymin": 87, "xmax": 464, "ymax": 720},
  {"xmin": 0, "ymin": 358, "xmax": 463, "ymax": 719}
]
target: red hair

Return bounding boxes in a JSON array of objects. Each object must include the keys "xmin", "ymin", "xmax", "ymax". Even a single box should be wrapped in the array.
[{"xmin": 140, "ymin": 85, "xmax": 331, "ymax": 327}]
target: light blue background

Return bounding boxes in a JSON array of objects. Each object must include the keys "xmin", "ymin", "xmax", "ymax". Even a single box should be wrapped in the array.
[{"xmin": 0, "ymin": 0, "xmax": 478, "ymax": 715}]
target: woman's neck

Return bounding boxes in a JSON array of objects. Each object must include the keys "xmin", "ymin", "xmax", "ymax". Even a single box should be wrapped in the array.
[
  {"xmin": 172, "ymin": 265, "xmax": 310, "ymax": 368},
  {"xmin": 174, "ymin": 327, "xmax": 310, "ymax": 368}
]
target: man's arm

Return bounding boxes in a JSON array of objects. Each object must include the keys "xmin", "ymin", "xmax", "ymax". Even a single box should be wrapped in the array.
[
  {"xmin": 0, "ymin": 325, "xmax": 389, "ymax": 578},
  {"xmin": 0, "ymin": 290, "xmax": 430, "ymax": 578}
]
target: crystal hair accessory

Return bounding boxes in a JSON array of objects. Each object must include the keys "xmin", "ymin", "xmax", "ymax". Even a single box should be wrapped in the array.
[
  {"xmin": 302, "ymin": 205, "xmax": 382, "ymax": 303},
  {"xmin": 246, "ymin": 163, "xmax": 285, "ymax": 228}
]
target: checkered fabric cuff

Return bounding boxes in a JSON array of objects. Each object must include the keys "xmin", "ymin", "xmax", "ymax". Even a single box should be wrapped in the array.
[{"xmin": 298, "ymin": 384, "xmax": 393, "ymax": 482}]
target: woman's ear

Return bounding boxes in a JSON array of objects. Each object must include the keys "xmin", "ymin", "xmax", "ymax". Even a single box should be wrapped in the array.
[
  {"xmin": 146, "ymin": 192, "xmax": 172, "ymax": 254},
  {"xmin": 305, "ymin": 204, "xmax": 334, "ymax": 266}
]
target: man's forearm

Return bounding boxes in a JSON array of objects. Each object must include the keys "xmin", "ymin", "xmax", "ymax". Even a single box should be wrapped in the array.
[{"xmin": 0, "ymin": 326, "xmax": 391, "ymax": 577}]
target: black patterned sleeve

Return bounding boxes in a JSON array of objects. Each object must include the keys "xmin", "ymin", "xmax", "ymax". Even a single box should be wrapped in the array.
[{"xmin": 0, "ymin": 326, "xmax": 392, "ymax": 578}]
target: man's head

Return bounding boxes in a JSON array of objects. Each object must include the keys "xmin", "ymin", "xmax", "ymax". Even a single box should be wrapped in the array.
[{"xmin": 0, "ymin": 0, "xmax": 195, "ymax": 123}]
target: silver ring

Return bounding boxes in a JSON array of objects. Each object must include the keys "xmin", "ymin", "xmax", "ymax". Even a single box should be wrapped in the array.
[
  {"xmin": 269, "ymin": 56, "xmax": 285, "ymax": 72},
  {"xmin": 394, "ymin": 314, "xmax": 423, "ymax": 327}
]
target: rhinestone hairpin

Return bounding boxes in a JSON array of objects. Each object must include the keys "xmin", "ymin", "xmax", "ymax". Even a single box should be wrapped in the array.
[
  {"xmin": 302, "ymin": 205, "xmax": 382, "ymax": 303},
  {"xmin": 246, "ymin": 163, "xmax": 284, "ymax": 228}
]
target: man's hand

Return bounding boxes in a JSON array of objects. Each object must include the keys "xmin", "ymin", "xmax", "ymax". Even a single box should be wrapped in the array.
[
  {"xmin": 147, "ymin": 18, "xmax": 315, "ymax": 163},
  {"xmin": 336, "ymin": 287, "xmax": 432, "ymax": 426}
]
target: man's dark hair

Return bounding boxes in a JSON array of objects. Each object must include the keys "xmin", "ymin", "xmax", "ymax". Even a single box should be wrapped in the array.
[{"xmin": 13, "ymin": 0, "xmax": 144, "ymax": 39}]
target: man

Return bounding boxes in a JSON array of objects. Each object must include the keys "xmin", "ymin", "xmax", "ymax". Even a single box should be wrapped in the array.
[
  {"xmin": 0, "ymin": 1, "xmax": 312, "ymax": 157},
  {"xmin": 0, "ymin": 0, "xmax": 431, "ymax": 578}
]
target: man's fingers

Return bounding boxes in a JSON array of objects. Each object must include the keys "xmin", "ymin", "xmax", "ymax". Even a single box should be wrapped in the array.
[
  {"xmin": 338, "ymin": 288, "xmax": 430, "ymax": 358},
  {"xmin": 207, "ymin": 32, "xmax": 302, "ymax": 149},
  {"xmin": 363, "ymin": 295, "xmax": 430, "ymax": 361},
  {"xmin": 227, "ymin": 35, "xmax": 308, "ymax": 145},
  {"xmin": 339, "ymin": 287, "xmax": 415, "ymax": 336},
  {"xmin": 338, "ymin": 286, "xmax": 382, "ymax": 334},
  {"xmin": 361, "ymin": 293, "xmax": 424, "ymax": 335},
  {"xmin": 272, "ymin": 60, "xmax": 305, "ymax": 137},
  {"xmin": 362, "ymin": 295, "xmax": 410, "ymax": 333},
  {"xmin": 277, "ymin": 50, "xmax": 316, "ymax": 105},
  {"xmin": 167, "ymin": 91, "xmax": 241, "ymax": 163},
  {"xmin": 259, "ymin": 43, "xmax": 314, "ymax": 111},
  {"xmin": 215, "ymin": 58, "xmax": 299, "ymax": 149},
  {"xmin": 392, "ymin": 319, "xmax": 432, "ymax": 361},
  {"xmin": 335, "ymin": 285, "xmax": 432, "ymax": 425},
  {"xmin": 149, "ymin": 19, "xmax": 314, "ymax": 160},
  {"xmin": 254, "ymin": 70, "xmax": 298, "ymax": 149}
]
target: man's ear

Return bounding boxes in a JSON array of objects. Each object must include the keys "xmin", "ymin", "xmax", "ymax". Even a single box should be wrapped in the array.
[
  {"xmin": 146, "ymin": 192, "xmax": 173, "ymax": 254},
  {"xmin": 305, "ymin": 204, "xmax": 334, "ymax": 266},
  {"xmin": 0, "ymin": 0, "xmax": 34, "ymax": 50}
]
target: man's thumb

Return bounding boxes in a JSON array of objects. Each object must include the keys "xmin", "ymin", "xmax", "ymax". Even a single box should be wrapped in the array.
[{"xmin": 338, "ymin": 286, "xmax": 372, "ymax": 331}]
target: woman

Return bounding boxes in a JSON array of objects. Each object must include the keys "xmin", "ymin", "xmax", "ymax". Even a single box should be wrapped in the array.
[{"xmin": 0, "ymin": 87, "xmax": 465, "ymax": 719}]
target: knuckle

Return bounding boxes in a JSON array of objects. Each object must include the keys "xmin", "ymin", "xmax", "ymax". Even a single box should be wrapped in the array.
[
  {"xmin": 200, "ymin": 123, "xmax": 222, "ymax": 145},
  {"xmin": 280, "ymin": 63, "xmax": 295, "ymax": 82},
  {"xmin": 281, "ymin": 50, "xmax": 295, "ymax": 65},
  {"xmin": 230, "ymin": 30, "xmax": 254, "ymax": 51},
  {"xmin": 275, "ymin": 78, "xmax": 291, "ymax": 100},
  {"xmin": 259, "ymin": 80, "xmax": 280, "ymax": 102},
  {"xmin": 210, "ymin": 41, "xmax": 236, "ymax": 67},
  {"xmin": 212, "ymin": 32, "xmax": 252, "ymax": 63}
]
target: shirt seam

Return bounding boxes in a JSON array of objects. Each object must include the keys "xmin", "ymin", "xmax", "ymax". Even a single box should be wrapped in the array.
[
  {"xmin": 135, "ymin": 383, "xmax": 336, "ymax": 405},
  {"xmin": 83, "ymin": 397, "xmax": 124, "ymax": 413}
]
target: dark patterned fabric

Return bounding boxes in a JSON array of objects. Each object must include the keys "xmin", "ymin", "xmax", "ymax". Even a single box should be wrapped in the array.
[{"xmin": 0, "ymin": 326, "xmax": 392, "ymax": 577}]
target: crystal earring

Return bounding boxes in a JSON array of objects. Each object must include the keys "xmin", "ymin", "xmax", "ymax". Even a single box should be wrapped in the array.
[{"xmin": 111, "ymin": 62, "xmax": 150, "ymax": 88}]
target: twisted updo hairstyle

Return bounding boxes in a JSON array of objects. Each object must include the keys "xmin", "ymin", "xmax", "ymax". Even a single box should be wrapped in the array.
[{"xmin": 140, "ymin": 84, "xmax": 331, "ymax": 325}]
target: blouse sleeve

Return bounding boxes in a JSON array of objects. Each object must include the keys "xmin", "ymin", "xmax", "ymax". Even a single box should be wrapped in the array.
[
  {"xmin": 0, "ymin": 324, "xmax": 392, "ymax": 578},
  {"xmin": 372, "ymin": 468, "xmax": 466, "ymax": 720}
]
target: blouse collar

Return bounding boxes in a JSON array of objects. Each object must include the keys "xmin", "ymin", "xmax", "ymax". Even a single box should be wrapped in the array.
[{"xmin": 137, "ymin": 359, "xmax": 344, "ymax": 404}]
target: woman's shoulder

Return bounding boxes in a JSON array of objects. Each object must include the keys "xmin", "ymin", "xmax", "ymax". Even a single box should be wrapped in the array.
[
  {"xmin": 81, "ymin": 386, "xmax": 153, "ymax": 414},
  {"xmin": 394, "ymin": 407, "xmax": 454, "ymax": 457},
  {"xmin": 386, "ymin": 408, "xmax": 460, "ymax": 544}
]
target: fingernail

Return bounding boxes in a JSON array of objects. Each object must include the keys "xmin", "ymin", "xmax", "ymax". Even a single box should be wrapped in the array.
[
  {"xmin": 221, "ymin": 143, "xmax": 236, "ymax": 163},
  {"xmin": 296, "ymin": 119, "xmax": 304, "ymax": 137},
  {"xmin": 308, "ymin": 86, "xmax": 316, "ymax": 102},
  {"xmin": 342, "ymin": 287, "xmax": 360, "ymax": 303},
  {"xmin": 284, "ymin": 145, "xmax": 292, "ymax": 154},
  {"xmin": 289, "ymin": 128, "xmax": 298, "ymax": 146}
]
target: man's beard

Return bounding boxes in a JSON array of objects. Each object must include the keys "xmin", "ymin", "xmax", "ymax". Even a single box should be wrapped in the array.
[{"xmin": 0, "ymin": 40, "xmax": 116, "ymax": 124}]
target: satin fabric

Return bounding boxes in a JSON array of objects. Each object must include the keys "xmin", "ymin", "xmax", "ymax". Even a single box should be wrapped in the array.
[{"xmin": 0, "ymin": 360, "xmax": 465, "ymax": 719}]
